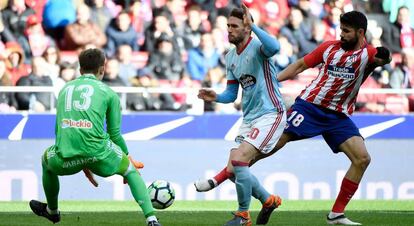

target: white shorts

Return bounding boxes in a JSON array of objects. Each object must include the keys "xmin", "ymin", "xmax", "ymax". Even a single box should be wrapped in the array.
[{"xmin": 235, "ymin": 111, "xmax": 286, "ymax": 154}]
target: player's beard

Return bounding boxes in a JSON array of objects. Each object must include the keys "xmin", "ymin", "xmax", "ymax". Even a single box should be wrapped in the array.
[
  {"xmin": 340, "ymin": 36, "xmax": 358, "ymax": 51},
  {"xmin": 229, "ymin": 34, "xmax": 244, "ymax": 46}
]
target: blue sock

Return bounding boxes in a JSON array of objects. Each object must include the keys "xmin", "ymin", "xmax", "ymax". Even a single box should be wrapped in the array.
[
  {"xmin": 233, "ymin": 163, "xmax": 252, "ymax": 211},
  {"xmin": 251, "ymin": 174, "xmax": 270, "ymax": 204},
  {"xmin": 229, "ymin": 174, "xmax": 269, "ymax": 203}
]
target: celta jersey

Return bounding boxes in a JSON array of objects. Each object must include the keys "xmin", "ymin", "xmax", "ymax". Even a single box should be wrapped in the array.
[
  {"xmin": 301, "ymin": 40, "xmax": 378, "ymax": 115},
  {"xmin": 54, "ymin": 74, "xmax": 128, "ymax": 159},
  {"xmin": 225, "ymin": 37, "xmax": 285, "ymax": 122}
]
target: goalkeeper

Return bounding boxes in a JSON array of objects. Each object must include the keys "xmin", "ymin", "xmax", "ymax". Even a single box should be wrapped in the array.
[{"xmin": 29, "ymin": 48, "xmax": 161, "ymax": 226}]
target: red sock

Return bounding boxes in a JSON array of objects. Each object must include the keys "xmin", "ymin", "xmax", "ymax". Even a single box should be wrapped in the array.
[
  {"xmin": 214, "ymin": 167, "xmax": 234, "ymax": 185},
  {"xmin": 332, "ymin": 177, "xmax": 359, "ymax": 213}
]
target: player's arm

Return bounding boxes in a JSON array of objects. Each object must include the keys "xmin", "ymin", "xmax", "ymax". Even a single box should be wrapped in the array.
[
  {"xmin": 278, "ymin": 41, "xmax": 332, "ymax": 82},
  {"xmin": 241, "ymin": 3, "xmax": 279, "ymax": 57},
  {"xmin": 198, "ymin": 81, "xmax": 239, "ymax": 103},
  {"xmin": 277, "ymin": 58, "xmax": 309, "ymax": 82},
  {"xmin": 106, "ymin": 92, "xmax": 128, "ymax": 155}
]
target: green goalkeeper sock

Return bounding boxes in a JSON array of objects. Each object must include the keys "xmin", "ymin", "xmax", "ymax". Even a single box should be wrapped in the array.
[
  {"xmin": 42, "ymin": 160, "xmax": 60, "ymax": 211},
  {"xmin": 125, "ymin": 170, "xmax": 155, "ymax": 218}
]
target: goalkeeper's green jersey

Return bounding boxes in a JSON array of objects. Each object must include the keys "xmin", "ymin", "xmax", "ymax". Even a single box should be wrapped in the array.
[{"xmin": 54, "ymin": 74, "xmax": 128, "ymax": 159}]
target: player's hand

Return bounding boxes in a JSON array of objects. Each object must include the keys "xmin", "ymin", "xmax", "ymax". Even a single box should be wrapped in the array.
[
  {"xmin": 374, "ymin": 46, "xmax": 392, "ymax": 66},
  {"xmin": 129, "ymin": 155, "xmax": 144, "ymax": 169},
  {"xmin": 197, "ymin": 89, "xmax": 217, "ymax": 102},
  {"xmin": 83, "ymin": 168, "xmax": 98, "ymax": 187},
  {"xmin": 241, "ymin": 3, "xmax": 253, "ymax": 27},
  {"xmin": 123, "ymin": 155, "xmax": 144, "ymax": 184}
]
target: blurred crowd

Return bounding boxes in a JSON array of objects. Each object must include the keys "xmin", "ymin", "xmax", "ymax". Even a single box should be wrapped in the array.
[{"xmin": 0, "ymin": 0, "xmax": 413, "ymax": 113}]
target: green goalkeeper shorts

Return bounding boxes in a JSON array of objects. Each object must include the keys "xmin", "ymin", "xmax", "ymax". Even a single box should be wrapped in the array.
[{"xmin": 42, "ymin": 141, "xmax": 129, "ymax": 177}]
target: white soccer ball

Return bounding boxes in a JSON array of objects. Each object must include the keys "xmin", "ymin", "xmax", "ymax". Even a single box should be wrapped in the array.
[{"xmin": 147, "ymin": 180, "xmax": 175, "ymax": 209}]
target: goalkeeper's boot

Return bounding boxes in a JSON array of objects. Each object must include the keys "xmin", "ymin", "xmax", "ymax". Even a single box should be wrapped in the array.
[
  {"xmin": 147, "ymin": 220, "xmax": 162, "ymax": 226},
  {"xmin": 256, "ymin": 194, "xmax": 282, "ymax": 225},
  {"xmin": 29, "ymin": 200, "xmax": 60, "ymax": 224},
  {"xmin": 224, "ymin": 211, "xmax": 252, "ymax": 226},
  {"xmin": 194, "ymin": 178, "xmax": 217, "ymax": 192},
  {"xmin": 326, "ymin": 214, "xmax": 361, "ymax": 225}
]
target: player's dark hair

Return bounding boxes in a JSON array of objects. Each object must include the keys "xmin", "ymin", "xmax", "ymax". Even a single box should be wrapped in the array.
[
  {"xmin": 229, "ymin": 8, "xmax": 254, "ymax": 23},
  {"xmin": 78, "ymin": 48, "xmax": 105, "ymax": 74},
  {"xmin": 340, "ymin": 11, "xmax": 367, "ymax": 35}
]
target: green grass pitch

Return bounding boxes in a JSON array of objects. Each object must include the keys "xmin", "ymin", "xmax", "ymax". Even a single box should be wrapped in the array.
[{"xmin": 1, "ymin": 200, "xmax": 413, "ymax": 226}]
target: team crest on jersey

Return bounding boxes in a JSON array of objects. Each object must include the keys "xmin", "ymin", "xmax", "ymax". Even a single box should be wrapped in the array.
[
  {"xmin": 239, "ymin": 74, "xmax": 256, "ymax": 90},
  {"xmin": 235, "ymin": 135, "xmax": 245, "ymax": 144},
  {"xmin": 348, "ymin": 54, "xmax": 358, "ymax": 63}
]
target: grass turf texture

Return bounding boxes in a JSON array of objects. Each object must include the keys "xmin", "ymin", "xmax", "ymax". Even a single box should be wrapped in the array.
[{"xmin": 1, "ymin": 200, "xmax": 413, "ymax": 226}]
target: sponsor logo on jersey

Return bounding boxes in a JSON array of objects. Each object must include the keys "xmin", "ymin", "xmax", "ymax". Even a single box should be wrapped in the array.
[
  {"xmin": 235, "ymin": 135, "xmax": 245, "ymax": 144},
  {"xmin": 239, "ymin": 74, "xmax": 256, "ymax": 90},
  {"xmin": 327, "ymin": 65, "xmax": 355, "ymax": 79},
  {"xmin": 61, "ymin": 119, "xmax": 93, "ymax": 129},
  {"xmin": 62, "ymin": 157, "xmax": 98, "ymax": 168}
]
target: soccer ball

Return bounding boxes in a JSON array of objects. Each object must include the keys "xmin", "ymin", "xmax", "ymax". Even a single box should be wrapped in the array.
[{"xmin": 147, "ymin": 180, "xmax": 175, "ymax": 209}]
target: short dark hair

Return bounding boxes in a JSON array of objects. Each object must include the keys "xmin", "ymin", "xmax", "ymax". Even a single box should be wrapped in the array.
[
  {"xmin": 229, "ymin": 8, "xmax": 254, "ymax": 23},
  {"xmin": 340, "ymin": 11, "xmax": 367, "ymax": 34},
  {"xmin": 78, "ymin": 48, "xmax": 105, "ymax": 74}
]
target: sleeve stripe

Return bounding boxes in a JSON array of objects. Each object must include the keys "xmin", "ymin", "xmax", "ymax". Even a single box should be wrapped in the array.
[{"xmin": 227, "ymin": 80, "xmax": 238, "ymax": 84}]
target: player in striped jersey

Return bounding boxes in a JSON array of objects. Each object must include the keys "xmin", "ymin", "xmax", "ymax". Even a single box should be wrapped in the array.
[
  {"xmin": 195, "ymin": 4, "xmax": 286, "ymax": 226},
  {"xmin": 196, "ymin": 11, "xmax": 391, "ymax": 225}
]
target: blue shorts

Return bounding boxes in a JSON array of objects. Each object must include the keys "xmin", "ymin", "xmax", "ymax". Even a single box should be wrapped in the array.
[{"xmin": 284, "ymin": 98, "xmax": 361, "ymax": 153}]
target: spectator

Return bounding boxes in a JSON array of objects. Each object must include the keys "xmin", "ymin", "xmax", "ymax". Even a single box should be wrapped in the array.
[
  {"xmin": 201, "ymin": 67, "xmax": 225, "ymax": 111},
  {"xmin": 103, "ymin": 57, "xmax": 146, "ymax": 111},
  {"xmin": 0, "ymin": 58, "xmax": 17, "ymax": 112},
  {"xmin": 53, "ymin": 61, "xmax": 77, "ymax": 98},
  {"xmin": 4, "ymin": 41, "xmax": 30, "ymax": 85},
  {"xmin": 381, "ymin": 6, "xmax": 414, "ymax": 54},
  {"xmin": 390, "ymin": 48, "xmax": 414, "ymax": 111},
  {"xmin": 297, "ymin": 20, "xmax": 328, "ymax": 56},
  {"xmin": 322, "ymin": 6, "xmax": 342, "ymax": 41},
  {"xmin": 280, "ymin": 6, "xmax": 312, "ymax": 57},
  {"xmin": 15, "ymin": 56, "xmax": 53, "ymax": 111},
  {"xmin": 146, "ymin": 33, "xmax": 184, "ymax": 81},
  {"xmin": 105, "ymin": 10, "xmax": 139, "ymax": 57},
  {"xmin": 274, "ymin": 34, "xmax": 297, "ymax": 74},
  {"xmin": 116, "ymin": 44, "xmax": 137, "ymax": 86},
  {"xmin": 180, "ymin": 4, "xmax": 205, "ymax": 49},
  {"xmin": 42, "ymin": 0, "xmax": 76, "ymax": 42},
  {"xmin": 382, "ymin": 0, "xmax": 414, "ymax": 28},
  {"xmin": 87, "ymin": 0, "xmax": 114, "ymax": 32},
  {"xmin": 63, "ymin": 4, "xmax": 107, "ymax": 51},
  {"xmin": 129, "ymin": 0, "xmax": 152, "ymax": 47},
  {"xmin": 2, "ymin": 0, "xmax": 35, "ymax": 63},
  {"xmin": 25, "ymin": 15, "xmax": 55, "ymax": 58},
  {"xmin": 143, "ymin": 10, "xmax": 180, "ymax": 53},
  {"xmin": 42, "ymin": 46, "xmax": 61, "ymax": 79},
  {"xmin": 0, "ymin": 13, "xmax": 15, "ymax": 46},
  {"xmin": 133, "ymin": 67, "xmax": 179, "ymax": 111},
  {"xmin": 186, "ymin": 32, "xmax": 220, "ymax": 81}
]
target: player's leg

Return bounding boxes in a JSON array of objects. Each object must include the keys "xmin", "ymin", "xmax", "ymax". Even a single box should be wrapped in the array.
[
  {"xmin": 326, "ymin": 136, "xmax": 368, "ymax": 225},
  {"xmin": 224, "ymin": 142, "xmax": 259, "ymax": 226},
  {"xmin": 322, "ymin": 115, "xmax": 367, "ymax": 225},
  {"xmin": 88, "ymin": 142, "xmax": 160, "ymax": 226},
  {"xmin": 195, "ymin": 113, "xmax": 291, "ymax": 192},
  {"xmin": 30, "ymin": 146, "xmax": 83, "ymax": 223}
]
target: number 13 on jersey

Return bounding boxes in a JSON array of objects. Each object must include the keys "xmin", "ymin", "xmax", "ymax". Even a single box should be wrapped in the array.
[{"xmin": 64, "ymin": 85, "xmax": 94, "ymax": 111}]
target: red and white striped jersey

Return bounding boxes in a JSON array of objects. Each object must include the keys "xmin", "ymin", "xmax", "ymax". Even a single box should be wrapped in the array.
[{"xmin": 300, "ymin": 40, "xmax": 377, "ymax": 115}]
